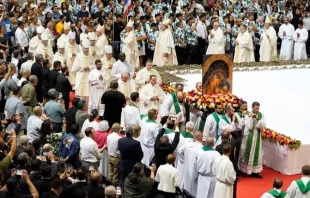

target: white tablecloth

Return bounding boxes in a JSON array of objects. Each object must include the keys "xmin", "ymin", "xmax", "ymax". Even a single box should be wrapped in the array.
[{"xmin": 262, "ymin": 139, "xmax": 310, "ymax": 175}]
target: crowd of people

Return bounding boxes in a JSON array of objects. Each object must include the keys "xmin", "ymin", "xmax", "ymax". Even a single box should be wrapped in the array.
[{"xmin": 0, "ymin": 0, "xmax": 308, "ymax": 198}]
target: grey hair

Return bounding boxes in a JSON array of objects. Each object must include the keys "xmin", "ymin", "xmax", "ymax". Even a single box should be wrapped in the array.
[
  {"xmin": 19, "ymin": 135, "xmax": 29, "ymax": 146},
  {"xmin": 185, "ymin": 121, "xmax": 194, "ymax": 131},
  {"xmin": 29, "ymin": 75, "xmax": 37, "ymax": 83},
  {"xmin": 35, "ymin": 54, "xmax": 44, "ymax": 62},
  {"xmin": 125, "ymin": 125, "xmax": 134, "ymax": 136},
  {"xmin": 18, "ymin": 152, "xmax": 30, "ymax": 165},
  {"xmin": 43, "ymin": 143, "xmax": 53, "ymax": 152},
  {"xmin": 8, "ymin": 63, "xmax": 16, "ymax": 70},
  {"xmin": 225, "ymin": 104, "xmax": 233, "ymax": 112}
]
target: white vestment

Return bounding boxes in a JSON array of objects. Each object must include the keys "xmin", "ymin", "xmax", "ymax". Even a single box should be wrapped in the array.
[
  {"xmin": 196, "ymin": 148, "xmax": 221, "ymax": 198},
  {"xmin": 88, "ymin": 69, "xmax": 109, "ymax": 116},
  {"xmin": 101, "ymin": 56, "xmax": 116, "ymax": 83},
  {"xmin": 238, "ymin": 113, "xmax": 266, "ymax": 174},
  {"xmin": 260, "ymin": 26, "xmax": 277, "ymax": 62},
  {"xmin": 278, "ymin": 23, "xmax": 295, "ymax": 60},
  {"xmin": 121, "ymin": 102, "xmax": 141, "ymax": 128},
  {"xmin": 72, "ymin": 52, "xmax": 95, "ymax": 97},
  {"xmin": 260, "ymin": 188, "xmax": 289, "ymax": 198},
  {"xmin": 57, "ymin": 33, "xmax": 70, "ymax": 46},
  {"xmin": 206, "ymin": 28, "xmax": 225, "ymax": 55},
  {"xmin": 111, "ymin": 60, "xmax": 135, "ymax": 79},
  {"xmin": 213, "ymin": 155, "xmax": 236, "ymax": 198},
  {"xmin": 135, "ymin": 68, "xmax": 162, "ymax": 91},
  {"xmin": 88, "ymin": 45, "xmax": 100, "ymax": 60},
  {"xmin": 139, "ymin": 83, "xmax": 165, "ymax": 115},
  {"xmin": 178, "ymin": 139, "xmax": 202, "ymax": 197},
  {"xmin": 153, "ymin": 28, "xmax": 178, "ymax": 67},
  {"xmin": 216, "ymin": 114, "xmax": 237, "ymax": 146},
  {"xmin": 45, "ymin": 28, "xmax": 55, "ymax": 48},
  {"xmin": 52, "ymin": 52, "xmax": 66, "ymax": 67},
  {"xmin": 121, "ymin": 30, "xmax": 139, "ymax": 68},
  {"xmin": 202, "ymin": 113, "xmax": 222, "ymax": 142},
  {"xmin": 287, "ymin": 177, "xmax": 310, "ymax": 198},
  {"xmin": 117, "ymin": 79, "xmax": 135, "ymax": 99},
  {"xmin": 34, "ymin": 43, "xmax": 54, "ymax": 63},
  {"xmin": 29, "ymin": 35, "xmax": 41, "ymax": 53},
  {"xmin": 65, "ymin": 43, "xmax": 81, "ymax": 84},
  {"xmin": 233, "ymin": 31, "xmax": 255, "ymax": 63},
  {"xmin": 95, "ymin": 34, "xmax": 109, "ymax": 58},
  {"xmin": 140, "ymin": 119, "xmax": 161, "ymax": 166},
  {"xmin": 293, "ymin": 28, "xmax": 308, "ymax": 60}
]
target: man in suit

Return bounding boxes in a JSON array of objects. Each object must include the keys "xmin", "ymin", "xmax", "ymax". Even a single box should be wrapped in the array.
[
  {"xmin": 56, "ymin": 66, "xmax": 72, "ymax": 110},
  {"xmin": 31, "ymin": 54, "xmax": 44, "ymax": 103},
  {"xmin": 118, "ymin": 125, "xmax": 143, "ymax": 185},
  {"xmin": 85, "ymin": 172, "xmax": 105, "ymax": 198},
  {"xmin": 48, "ymin": 61, "xmax": 61, "ymax": 90},
  {"xmin": 13, "ymin": 135, "xmax": 29, "ymax": 164},
  {"xmin": 64, "ymin": 98, "xmax": 80, "ymax": 133}
]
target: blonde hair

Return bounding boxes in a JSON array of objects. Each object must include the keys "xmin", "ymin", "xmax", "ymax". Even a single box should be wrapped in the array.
[{"xmin": 133, "ymin": 125, "xmax": 141, "ymax": 138}]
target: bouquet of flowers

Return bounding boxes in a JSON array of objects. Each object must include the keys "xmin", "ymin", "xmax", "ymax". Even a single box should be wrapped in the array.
[
  {"xmin": 261, "ymin": 128, "xmax": 301, "ymax": 149},
  {"xmin": 160, "ymin": 83, "xmax": 175, "ymax": 94},
  {"xmin": 184, "ymin": 89, "xmax": 240, "ymax": 113}
]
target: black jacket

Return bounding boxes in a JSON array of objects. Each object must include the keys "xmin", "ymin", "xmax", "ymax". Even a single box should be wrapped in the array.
[
  {"xmin": 60, "ymin": 181, "xmax": 88, "ymax": 198},
  {"xmin": 48, "ymin": 69, "xmax": 60, "ymax": 89},
  {"xmin": 31, "ymin": 62, "xmax": 43, "ymax": 102},
  {"xmin": 65, "ymin": 106, "xmax": 78, "ymax": 133},
  {"xmin": 85, "ymin": 184, "xmax": 105, "ymax": 198},
  {"xmin": 56, "ymin": 73, "xmax": 72, "ymax": 94},
  {"xmin": 215, "ymin": 141, "xmax": 238, "ymax": 171},
  {"xmin": 154, "ymin": 128, "xmax": 180, "ymax": 168}
]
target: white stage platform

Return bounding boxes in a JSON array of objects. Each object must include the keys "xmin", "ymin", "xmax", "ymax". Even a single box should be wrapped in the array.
[{"xmin": 178, "ymin": 69, "xmax": 310, "ymax": 175}]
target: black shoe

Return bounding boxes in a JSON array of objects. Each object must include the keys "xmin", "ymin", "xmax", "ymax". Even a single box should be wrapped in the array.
[{"xmin": 251, "ymin": 173, "xmax": 263, "ymax": 179}]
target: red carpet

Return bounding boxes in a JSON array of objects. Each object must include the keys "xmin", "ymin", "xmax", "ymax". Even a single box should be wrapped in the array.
[{"xmin": 237, "ymin": 166, "xmax": 300, "ymax": 198}]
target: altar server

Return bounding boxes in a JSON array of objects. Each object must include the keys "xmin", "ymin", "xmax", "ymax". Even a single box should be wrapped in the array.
[
  {"xmin": 233, "ymin": 24, "xmax": 255, "ymax": 63},
  {"xmin": 238, "ymin": 102, "xmax": 266, "ymax": 178},
  {"xmin": 206, "ymin": 22, "xmax": 225, "ymax": 55},
  {"xmin": 261, "ymin": 179, "xmax": 288, "ymax": 198},
  {"xmin": 178, "ymin": 131, "xmax": 203, "ymax": 197},
  {"xmin": 122, "ymin": 20, "xmax": 139, "ymax": 68},
  {"xmin": 260, "ymin": 16, "xmax": 277, "ymax": 62},
  {"xmin": 95, "ymin": 25, "xmax": 109, "ymax": 59},
  {"xmin": 121, "ymin": 92, "xmax": 141, "ymax": 128},
  {"xmin": 57, "ymin": 22, "xmax": 71, "ymax": 46},
  {"xmin": 101, "ymin": 45, "xmax": 116, "ymax": 83},
  {"xmin": 34, "ymin": 32, "xmax": 54, "ymax": 63},
  {"xmin": 52, "ymin": 41, "xmax": 66, "ymax": 66},
  {"xmin": 117, "ymin": 72, "xmax": 135, "ymax": 99},
  {"xmin": 153, "ymin": 19, "xmax": 178, "ymax": 66},
  {"xmin": 72, "ymin": 39, "xmax": 95, "ymax": 98},
  {"xmin": 139, "ymin": 75, "xmax": 165, "ymax": 115},
  {"xmin": 161, "ymin": 83, "xmax": 184, "ymax": 117},
  {"xmin": 217, "ymin": 105, "xmax": 237, "ymax": 146},
  {"xmin": 135, "ymin": 60, "xmax": 161, "ymax": 91},
  {"xmin": 278, "ymin": 17, "xmax": 295, "ymax": 60},
  {"xmin": 293, "ymin": 21, "xmax": 308, "ymax": 60},
  {"xmin": 65, "ymin": 31, "xmax": 81, "ymax": 84},
  {"xmin": 29, "ymin": 26, "xmax": 45, "ymax": 53},
  {"xmin": 140, "ymin": 109, "xmax": 160, "ymax": 166},
  {"xmin": 196, "ymin": 137, "xmax": 220, "ymax": 198},
  {"xmin": 287, "ymin": 165, "xmax": 310, "ymax": 198},
  {"xmin": 88, "ymin": 59, "xmax": 109, "ymax": 116},
  {"xmin": 202, "ymin": 103, "xmax": 224, "ymax": 143},
  {"xmin": 213, "ymin": 143, "xmax": 236, "ymax": 198}
]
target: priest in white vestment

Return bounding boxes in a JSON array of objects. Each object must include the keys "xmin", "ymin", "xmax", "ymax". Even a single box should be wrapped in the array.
[
  {"xmin": 34, "ymin": 32, "xmax": 54, "ymax": 63},
  {"xmin": 65, "ymin": 31, "xmax": 81, "ymax": 85},
  {"xmin": 238, "ymin": 102, "xmax": 266, "ymax": 177},
  {"xmin": 178, "ymin": 131, "xmax": 203, "ymax": 197},
  {"xmin": 278, "ymin": 17, "xmax": 295, "ymax": 60},
  {"xmin": 101, "ymin": 45, "xmax": 116, "ymax": 84},
  {"xmin": 233, "ymin": 24, "xmax": 255, "ymax": 63},
  {"xmin": 287, "ymin": 165, "xmax": 310, "ymax": 198},
  {"xmin": 153, "ymin": 19, "xmax": 178, "ymax": 66},
  {"xmin": 88, "ymin": 59, "xmax": 109, "ymax": 116},
  {"xmin": 260, "ymin": 16, "xmax": 278, "ymax": 62},
  {"xmin": 88, "ymin": 32, "xmax": 99, "ymax": 60},
  {"xmin": 202, "ymin": 103, "xmax": 224, "ymax": 143},
  {"xmin": 160, "ymin": 84, "xmax": 184, "ymax": 117},
  {"xmin": 72, "ymin": 39, "xmax": 95, "ymax": 98},
  {"xmin": 260, "ymin": 178, "xmax": 288, "ymax": 198},
  {"xmin": 95, "ymin": 25, "xmax": 109, "ymax": 59},
  {"xmin": 111, "ymin": 53, "xmax": 135, "ymax": 79},
  {"xmin": 293, "ymin": 21, "xmax": 308, "ymax": 60},
  {"xmin": 52, "ymin": 41, "xmax": 66, "ymax": 67},
  {"xmin": 206, "ymin": 22, "xmax": 225, "ymax": 55},
  {"xmin": 57, "ymin": 22, "xmax": 71, "ymax": 46},
  {"xmin": 29, "ymin": 26, "xmax": 45, "ymax": 53},
  {"xmin": 139, "ymin": 75, "xmax": 165, "ymax": 115},
  {"xmin": 213, "ymin": 144, "xmax": 236, "ymax": 198},
  {"xmin": 196, "ymin": 137, "xmax": 221, "ymax": 198},
  {"xmin": 169, "ymin": 91, "xmax": 186, "ymax": 131},
  {"xmin": 216, "ymin": 105, "xmax": 237, "ymax": 146},
  {"xmin": 140, "ymin": 109, "xmax": 161, "ymax": 166},
  {"xmin": 135, "ymin": 60, "xmax": 161, "ymax": 91},
  {"xmin": 121, "ymin": 92, "xmax": 141, "ymax": 129},
  {"xmin": 117, "ymin": 72, "xmax": 135, "ymax": 99},
  {"xmin": 122, "ymin": 20, "xmax": 139, "ymax": 68}
]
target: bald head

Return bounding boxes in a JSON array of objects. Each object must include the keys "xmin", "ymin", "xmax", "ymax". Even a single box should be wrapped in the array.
[
  {"xmin": 206, "ymin": 137, "xmax": 214, "ymax": 147},
  {"xmin": 33, "ymin": 106, "xmax": 42, "ymax": 117},
  {"xmin": 91, "ymin": 171, "xmax": 102, "ymax": 185},
  {"xmin": 273, "ymin": 178, "xmax": 283, "ymax": 189},
  {"xmin": 185, "ymin": 121, "xmax": 194, "ymax": 132},
  {"xmin": 193, "ymin": 131, "xmax": 202, "ymax": 142},
  {"xmin": 20, "ymin": 135, "xmax": 29, "ymax": 146},
  {"xmin": 166, "ymin": 153, "xmax": 176, "ymax": 164},
  {"xmin": 105, "ymin": 185, "xmax": 116, "ymax": 197}
]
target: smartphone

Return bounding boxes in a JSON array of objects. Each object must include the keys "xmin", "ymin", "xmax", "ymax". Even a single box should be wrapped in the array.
[
  {"xmin": 16, "ymin": 169, "xmax": 23, "ymax": 176},
  {"xmin": 67, "ymin": 164, "xmax": 73, "ymax": 173},
  {"xmin": 116, "ymin": 186, "xmax": 121, "ymax": 195}
]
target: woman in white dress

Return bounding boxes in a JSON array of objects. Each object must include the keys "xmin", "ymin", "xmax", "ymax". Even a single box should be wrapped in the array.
[{"xmin": 80, "ymin": 109, "xmax": 99, "ymax": 138}]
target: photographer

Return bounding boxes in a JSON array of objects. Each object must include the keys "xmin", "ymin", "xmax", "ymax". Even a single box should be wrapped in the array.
[
  {"xmin": 0, "ymin": 129, "xmax": 16, "ymax": 172},
  {"xmin": 154, "ymin": 117, "xmax": 180, "ymax": 169}
]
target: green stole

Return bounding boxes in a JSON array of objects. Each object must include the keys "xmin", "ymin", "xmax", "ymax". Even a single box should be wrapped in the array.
[
  {"xmin": 202, "ymin": 145, "xmax": 214, "ymax": 151},
  {"xmin": 146, "ymin": 118, "xmax": 156, "ymax": 123},
  {"xmin": 268, "ymin": 189, "xmax": 287, "ymax": 198},
  {"xmin": 237, "ymin": 111, "xmax": 242, "ymax": 118},
  {"xmin": 181, "ymin": 131, "xmax": 194, "ymax": 139},
  {"xmin": 171, "ymin": 92, "xmax": 181, "ymax": 114},
  {"xmin": 212, "ymin": 112, "xmax": 221, "ymax": 141},
  {"xmin": 164, "ymin": 128, "xmax": 175, "ymax": 134},
  {"xmin": 128, "ymin": 101, "xmax": 137, "ymax": 108},
  {"xmin": 245, "ymin": 112, "xmax": 262, "ymax": 166},
  {"xmin": 222, "ymin": 114, "xmax": 230, "ymax": 124},
  {"xmin": 295, "ymin": 179, "xmax": 310, "ymax": 193}
]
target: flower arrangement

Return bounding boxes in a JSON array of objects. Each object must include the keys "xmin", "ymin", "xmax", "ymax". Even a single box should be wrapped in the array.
[
  {"xmin": 160, "ymin": 83, "xmax": 175, "ymax": 94},
  {"xmin": 261, "ymin": 128, "xmax": 301, "ymax": 149}
]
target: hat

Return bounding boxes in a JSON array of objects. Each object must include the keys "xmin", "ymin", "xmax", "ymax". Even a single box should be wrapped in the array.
[
  {"xmin": 126, "ymin": 20, "xmax": 134, "ymax": 28},
  {"xmin": 58, "ymin": 41, "xmax": 65, "ymax": 49},
  {"xmin": 69, "ymin": 31, "xmax": 76, "ymax": 40},
  {"xmin": 162, "ymin": 19, "xmax": 170, "ymax": 26},
  {"xmin": 48, "ymin": 88, "xmax": 59, "ymax": 98},
  {"xmin": 98, "ymin": 120, "xmax": 109, "ymax": 131},
  {"xmin": 265, "ymin": 16, "xmax": 272, "ymax": 24},
  {"xmin": 96, "ymin": 24, "xmax": 103, "ymax": 32},
  {"xmin": 88, "ymin": 32, "xmax": 97, "ymax": 41},
  {"xmin": 105, "ymin": 45, "xmax": 112, "ymax": 54},
  {"xmin": 77, "ymin": 100, "xmax": 86, "ymax": 109},
  {"xmin": 82, "ymin": 39, "xmax": 90, "ymax": 48},
  {"xmin": 64, "ymin": 22, "xmax": 71, "ymax": 30},
  {"xmin": 41, "ymin": 32, "xmax": 48, "ymax": 41},
  {"xmin": 80, "ymin": 33, "xmax": 88, "ymax": 43},
  {"xmin": 36, "ymin": 26, "xmax": 45, "ymax": 34}
]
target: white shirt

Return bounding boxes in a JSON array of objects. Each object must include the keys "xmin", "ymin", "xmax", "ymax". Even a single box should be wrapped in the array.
[
  {"xmin": 111, "ymin": 60, "xmax": 135, "ymax": 79},
  {"xmin": 80, "ymin": 119, "xmax": 99, "ymax": 138},
  {"xmin": 27, "ymin": 115, "xmax": 43, "ymax": 143},
  {"xmin": 155, "ymin": 163, "xmax": 179, "ymax": 193},
  {"xmin": 196, "ymin": 20, "xmax": 207, "ymax": 39},
  {"xmin": 80, "ymin": 136, "xmax": 100, "ymax": 163},
  {"xmin": 303, "ymin": 17, "xmax": 310, "ymax": 31},
  {"xmin": 107, "ymin": 132, "xmax": 121, "ymax": 157},
  {"xmin": 18, "ymin": 77, "xmax": 27, "ymax": 87},
  {"xmin": 20, "ymin": 60, "xmax": 34, "ymax": 74},
  {"xmin": 15, "ymin": 27, "xmax": 29, "ymax": 48}
]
